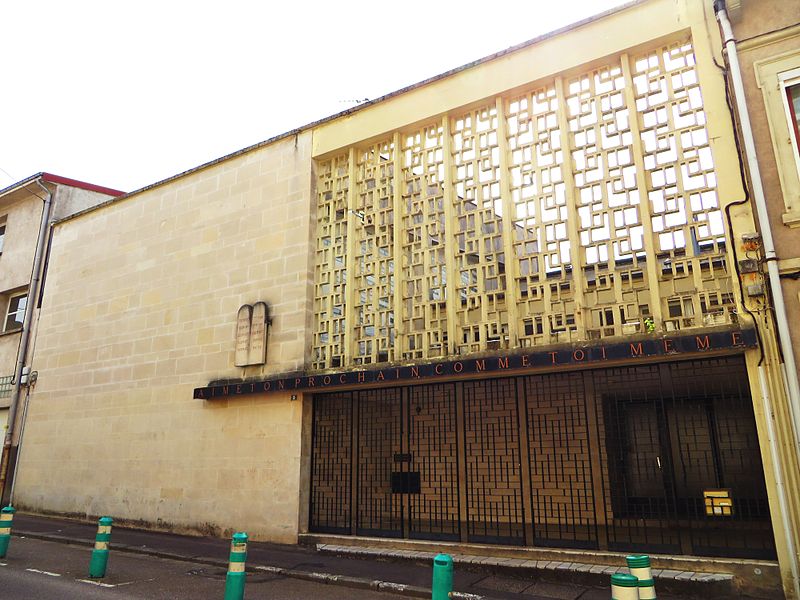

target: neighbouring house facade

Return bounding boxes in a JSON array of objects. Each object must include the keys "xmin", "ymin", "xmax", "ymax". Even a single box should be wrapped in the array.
[
  {"xmin": 0, "ymin": 174, "xmax": 122, "ymax": 502},
  {"xmin": 724, "ymin": 0, "xmax": 800, "ymax": 365},
  {"xmin": 11, "ymin": 1, "xmax": 800, "ymax": 598}
]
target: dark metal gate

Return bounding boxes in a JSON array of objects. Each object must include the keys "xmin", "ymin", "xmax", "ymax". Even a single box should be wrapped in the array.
[{"xmin": 309, "ymin": 357, "xmax": 775, "ymax": 559}]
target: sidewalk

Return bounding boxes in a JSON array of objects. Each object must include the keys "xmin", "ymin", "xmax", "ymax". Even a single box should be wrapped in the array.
[{"xmin": 10, "ymin": 513, "xmax": 705, "ymax": 600}]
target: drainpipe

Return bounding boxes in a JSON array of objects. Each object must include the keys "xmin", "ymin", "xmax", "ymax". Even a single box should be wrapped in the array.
[
  {"xmin": 714, "ymin": 1, "xmax": 800, "ymax": 447},
  {"xmin": 0, "ymin": 178, "xmax": 53, "ymax": 501}
]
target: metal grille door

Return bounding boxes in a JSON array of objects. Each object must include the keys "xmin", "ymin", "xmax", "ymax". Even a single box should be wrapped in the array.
[
  {"xmin": 356, "ymin": 389, "xmax": 403, "ymax": 537},
  {"xmin": 463, "ymin": 379, "xmax": 525, "ymax": 545},
  {"xmin": 309, "ymin": 357, "xmax": 775, "ymax": 559},
  {"xmin": 309, "ymin": 392, "xmax": 352, "ymax": 534},
  {"xmin": 408, "ymin": 384, "xmax": 460, "ymax": 541},
  {"xmin": 523, "ymin": 372, "xmax": 598, "ymax": 548}
]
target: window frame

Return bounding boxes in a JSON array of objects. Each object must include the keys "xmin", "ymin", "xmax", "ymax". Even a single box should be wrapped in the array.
[
  {"xmin": 779, "ymin": 68, "xmax": 800, "ymax": 182},
  {"xmin": 755, "ymin": 50, "xmax": 800, "ymax": 228},
  {"xmin": 4, "ymin": 292, "xmax": 27, "ymax": 333}
]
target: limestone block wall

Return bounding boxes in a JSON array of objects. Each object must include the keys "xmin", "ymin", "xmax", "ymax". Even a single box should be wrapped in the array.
[
  {"xmin": 0, "ymin": 193, "xmax": 41, "ymax": 293},
  {"xmin": 14, "ymin": 132, "xmax": 316, "ymax": 543}
]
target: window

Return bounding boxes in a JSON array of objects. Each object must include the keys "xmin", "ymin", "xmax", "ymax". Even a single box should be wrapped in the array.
[
  {"xmin": 755, "ymin": 53, "xmax": 800, "ymax": 227},
  {"xmin": 0, "ymin": 216, "xmax": 6, "ymax": 254},
  {"xmin": 4, "ymin": 293, "xmax": 26, "ymax": 332},
  {"xmin": 781, "ymin": 71, "xmax": 800, "ymax": 175}
]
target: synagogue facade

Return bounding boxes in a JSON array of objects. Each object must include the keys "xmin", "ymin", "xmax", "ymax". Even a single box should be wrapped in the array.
[{"xmin": 12, "ymin": 1, "xmax": 800, "ymax": 597}]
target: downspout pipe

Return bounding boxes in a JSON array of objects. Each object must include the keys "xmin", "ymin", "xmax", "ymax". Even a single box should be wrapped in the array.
[
  {"xmin": 0, "ymin": 178, "xmax": 53, "ymax": 501},
  {"xmin": 714, "ymin": 1, "xmax": 800, "ymax": 448}
]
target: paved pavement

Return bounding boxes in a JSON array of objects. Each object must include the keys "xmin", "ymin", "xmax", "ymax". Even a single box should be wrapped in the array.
[{"xmin": 9, "ymin": 512, "xmax": 719, "ymax": 599}]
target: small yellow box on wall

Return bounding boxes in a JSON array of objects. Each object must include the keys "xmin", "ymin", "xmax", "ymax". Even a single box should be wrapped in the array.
[{"xmin": 704, "ymin": 489, "xmax": 734, "ymax": 516}]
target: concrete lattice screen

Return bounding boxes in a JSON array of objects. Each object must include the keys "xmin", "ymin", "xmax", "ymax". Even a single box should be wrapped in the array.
[{"xmin": 313, "ymin": 39, "xmax": 734, "ymax": 370}]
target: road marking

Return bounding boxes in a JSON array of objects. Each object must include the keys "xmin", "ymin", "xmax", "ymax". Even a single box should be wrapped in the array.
[
  {"xmin": 0, "ymin": 562, "xmax": 6, "ymax": 566},
  {"xmin": 77, "ymin": 578, "xmax": 116, "ymax": 587},
  {"xmin": 26, "ymin": 568, "xmax": 61, "ymax": 577}
]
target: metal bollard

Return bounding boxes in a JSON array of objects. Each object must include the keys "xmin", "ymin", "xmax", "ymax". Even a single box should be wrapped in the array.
[
  {"xmin": 224, "ymin": 532, "xmax": 248, "ymax": 600},
  {"xmin": 88, "ymin": 516, "xmax": 113, "ymax": 578},
  {"xmin": 610, "ymin": 573, "xmax": 639, "ymax": 600},
  {"xmin": 626, "ymin": 555, "xmax": 656, "ymax": 599},
  {"xmin": 0, "ymin": 506, "xmax": 15, "ymax": 558},
  {"xmin": 432, "ymin": 553, "xmax": 454, "ymax": 600}
]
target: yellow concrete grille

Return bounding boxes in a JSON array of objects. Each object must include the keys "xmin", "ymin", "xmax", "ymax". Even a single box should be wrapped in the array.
[
  {"xmin": 399, "ymin": 125, "xmax": 449, "ymax": 361},
  {"xmin": 312, "ymin": 39, "xmax": 736, "ymax": 369},
  {"xmin": 451, "ymin": 104, "xmax": 509, "ymax": 353},
  {"xmin": 313, "ymin": 154, "xmax": 350, "ymax": 369},
  {"xmin": 506, "ymin": 84, "xmax": 577, "ymax": 347},
  {"xmin": 353, "ymin": 141, "xmax": 396, "ymax": 365}
]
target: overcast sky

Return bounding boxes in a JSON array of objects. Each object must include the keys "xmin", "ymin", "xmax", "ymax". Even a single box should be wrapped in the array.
[{"xmin": 2, "ymin": 0, "xmax": 630, "ymax": 193}]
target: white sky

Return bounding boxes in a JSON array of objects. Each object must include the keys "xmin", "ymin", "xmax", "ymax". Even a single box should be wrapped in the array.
[{"xmin": 1, "ymin": 0, "xmax": 630, "ymax": 193}]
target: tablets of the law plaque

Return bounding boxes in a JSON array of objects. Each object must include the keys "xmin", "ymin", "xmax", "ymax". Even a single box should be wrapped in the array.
[{"xmin": 234, "ymin": 305, "xmax": 252, "ymax": 367}]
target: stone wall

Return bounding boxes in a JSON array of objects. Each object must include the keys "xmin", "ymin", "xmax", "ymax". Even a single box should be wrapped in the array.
[{"xmin": 15, "ymin": 132, "xmax": 316, "ymax": 543}]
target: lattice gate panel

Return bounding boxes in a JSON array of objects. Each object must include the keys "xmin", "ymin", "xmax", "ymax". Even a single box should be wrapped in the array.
[
  {"xmin": 524, "ymin": 372, "xmax": 597, "ymax": 548},
  {"xmin": 597, "ymin": 364, "xmax": 681, "ymax": 553},
  {"xmin": 631, "ymin": 42, "xmax": 735, "ymax": 331},
  {"xmin": 666, "ymin": 359, "xmax": 774, "ymax": 558},
  {"xmin": 313, "ymin": 154, "xmax": 350, "ymax": 369},
  {"xmin": 596, "ymin": 359, "xmax": 775, "ymax": 559},
  {"xmin": 309, "ymin": 393, "xmax": 352, "ymax": 534},
  {"xmin": 356, "ymin": 388, "xmax": 403, "ymax": 537},
  {"xmin": 463, "ymin": 379, "xmax": 525, "ymax": 544},
  {"xmin": 353, "ymin": 141, "xmax": 397, "ymax": 365},
  {"xmin": 505, "ymin": 85, "xmax": 579, "ymax": 347},
  {"xmin": 400, "ymin": 125, "xmax": 449, "ymax": 360},
  {"xmin": 451, "ymin": 106, "xmax": 510, "ymax": 353},
  {"xmin": 408, "ymin": 384, "xmax": 460, "ymax": 541}
]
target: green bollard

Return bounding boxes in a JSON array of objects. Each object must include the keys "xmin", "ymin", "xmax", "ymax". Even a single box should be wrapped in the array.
[
  {"xmin": 0, "ymin": 506, "xmax": 15, "ymax": 558},
  {"xmin": 610, "ymin": 573, "xmax": 640, "ymax": 600},
  {"xmin": 88, "ymin": 517, "xmax": 113, "ymax": 578},
  {"xmin": 627, "ymin": 555, "xmax": 656, "ymax": 599},
  {"xmin": 432, "ymin": 553, "xmax": 454, "ymax": 600},
  {"xmin": 224, "ymin": 532, "xmax": 248, "ymax": 600}
]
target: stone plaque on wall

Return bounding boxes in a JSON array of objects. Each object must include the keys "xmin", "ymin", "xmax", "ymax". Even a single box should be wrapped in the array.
[
  {"xmin": 234, "ymin": 305, "xmax": 253, "ymax": 367},
  {"xmin": 248, "ymin": 302, "xmax": 268, "ymax": 365},
  {"xmin": 234, "ymin": 302, "xmax": 270, "ymax": 367}
]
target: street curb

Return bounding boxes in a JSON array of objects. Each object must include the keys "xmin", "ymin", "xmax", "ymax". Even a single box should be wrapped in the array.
[{"xmin": 11, "ymin": 530, "xmax": 490, "ymax": 599}]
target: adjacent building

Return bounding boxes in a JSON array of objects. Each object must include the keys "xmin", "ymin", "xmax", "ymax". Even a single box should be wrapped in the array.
[
  {"xmin": 0, "ymin": 174, "xmax": 123, "ymax": 501},
  {"xmin": 9, "ymin": 1, "xmax": 800, "ymax": 598}
]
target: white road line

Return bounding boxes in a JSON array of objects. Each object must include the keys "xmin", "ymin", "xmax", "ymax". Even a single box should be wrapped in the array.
[
  {"xmin": 0, "ymin": 562, "xmax": 6, "ymax": 566},
  {"xmin": 26, "ymin": 568, "xmax": 61, "ymax": 577},
  {"xmin": 77, "ymin": 578, "xmax": 116, "ymax": 588}
]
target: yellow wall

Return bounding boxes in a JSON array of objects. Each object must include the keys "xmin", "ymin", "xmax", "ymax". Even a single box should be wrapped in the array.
[{"xmin": 15, "ymin": 133, "xmax": 315, "ymax": 542}]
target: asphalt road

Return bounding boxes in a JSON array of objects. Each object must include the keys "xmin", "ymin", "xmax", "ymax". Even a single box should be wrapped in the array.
[{"xmin": 0, "ymin": 536, "xmax": 410, "ymax": 599}]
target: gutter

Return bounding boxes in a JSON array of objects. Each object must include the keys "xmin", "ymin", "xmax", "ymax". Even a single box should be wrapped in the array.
[{"xmin": 0, "ymin": 178, "xmax": 53, "ymax": 501}]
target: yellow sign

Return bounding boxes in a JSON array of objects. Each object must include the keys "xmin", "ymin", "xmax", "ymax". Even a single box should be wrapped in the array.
[{"xmin": 704, "ymin": 489, "xmax": 734, "ymax": 516}]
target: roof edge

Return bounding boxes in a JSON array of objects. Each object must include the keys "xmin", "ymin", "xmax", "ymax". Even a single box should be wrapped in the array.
[
  {"xmin": 0, "ymin": 172, "xmax": 125, "ymax": 200},
  {"xmin": 41, "ymin": 173, "xmax": 125, "ymax": 197}
]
